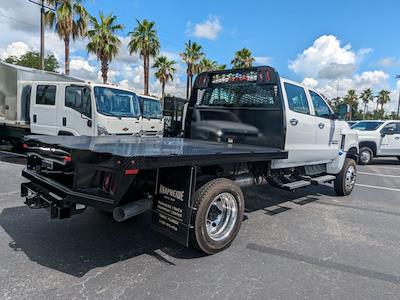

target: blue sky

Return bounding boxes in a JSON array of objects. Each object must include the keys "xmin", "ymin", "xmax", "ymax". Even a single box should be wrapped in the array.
[{"xmin": 1, "ymin": 0, "xmax": 400, "ymax": 111}]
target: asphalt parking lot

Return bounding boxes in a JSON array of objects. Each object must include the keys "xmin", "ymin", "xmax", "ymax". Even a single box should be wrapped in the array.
[{"xmin": 0, "ymin": 152, "xmax": 399, "ymax": 299}]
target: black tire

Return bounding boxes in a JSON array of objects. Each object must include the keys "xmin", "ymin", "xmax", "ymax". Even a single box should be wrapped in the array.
[
  {"xmin": 334, "ymin": 158, "xmax": 357, "ymax": 196},
  {"xmin": 191, "ymin": 178, "xmax": 244, "ymax": 254},
  {"xmin": 358, "ymin": 147, "xmax": 373, "ymax": 165}
]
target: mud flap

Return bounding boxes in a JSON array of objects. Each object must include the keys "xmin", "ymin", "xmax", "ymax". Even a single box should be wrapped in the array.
[{"xmin": 151, "ymin": 166, "xmax": 196, "ymax": 246}]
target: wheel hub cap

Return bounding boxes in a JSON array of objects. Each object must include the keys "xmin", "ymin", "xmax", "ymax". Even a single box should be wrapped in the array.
[
  {"xmin": 345, "ymin": 165, "xmax": 356, "ymax": 190},
  {"xmin": 206, "ymin": 192, "xmax": 238, "ymax": 242}
]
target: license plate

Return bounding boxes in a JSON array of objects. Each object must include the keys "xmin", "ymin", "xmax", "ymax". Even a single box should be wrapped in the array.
[{"xmin": 41, "ymin": 159, "xmax": 54, "ymax": 170}]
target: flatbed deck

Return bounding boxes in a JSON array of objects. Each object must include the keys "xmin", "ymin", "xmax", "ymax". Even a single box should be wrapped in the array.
[{"xmin": 25, "ymin": 136, "xmax": 288, "ymax": 169}]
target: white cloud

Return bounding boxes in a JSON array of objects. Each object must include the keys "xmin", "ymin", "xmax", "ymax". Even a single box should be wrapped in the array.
[
  {"xmin": 289, "ymin": 35, "xmax": 356, "ymax": 79},
  {"xmin": 377, "ymin": 57, "xmax": 399, "ymax": 68},
  {"xmin": 189, "ymin": 16, "xmax": 222, "ymax": 40},
  {"xmin": 254, "ymin": 56, "xmax": 272, "ymax": 66},
  {"xmin": 0, "ymin": 41, "xmax": 30, "ymax": 59},
  {"xmin": 302, "ymin": 77, "xmax": 318, "ymax": 89},
  {"xmin": 289, "ymin": 35, "xmax": 397, "ymax": 113}
]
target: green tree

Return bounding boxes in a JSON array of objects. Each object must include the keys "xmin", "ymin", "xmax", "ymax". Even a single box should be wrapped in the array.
[
  {"xmin": 180, "ymin": 41, "xmax": 204, "ymax": 99},
  {"xmin": 45, "ymin": 0, "xmax": 88, "ymax": 75},
  {"xmin": 152, "ymin": 55, "xmax": 176, "ymax": 100},
  {"xmin": 4, "ymin": 51, "xmax": 59, "ymax": 72},
  {"xmin": 128, "ymin": 19, "xmax": 160, "ymax": 95},
  {"xmin": 359, "ymin": 88, "xmax": 373, "ymax": 119},
  {"xmin": 377, "ymin": 89, "xmax": 391, "ymax": 111},
  {"xmin": 86, "ymin": 12, "xmax": 123, "ymax": 84},
  {"xmin": 195, "ymin": 58, "xmax": 218, "ymax": 73},
  {"xmin": 231, "ymin": 48, "xmax": 255, "ymax": 68},
  {"xmin": 343, "ymin": 89, "xmax": 358, "ymax": 120}
]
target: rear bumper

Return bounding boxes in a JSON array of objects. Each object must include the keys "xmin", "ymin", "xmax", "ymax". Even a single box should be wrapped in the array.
[{"xmin": 22, "ymin": 169, "xmax": 115, "ymax": 212}]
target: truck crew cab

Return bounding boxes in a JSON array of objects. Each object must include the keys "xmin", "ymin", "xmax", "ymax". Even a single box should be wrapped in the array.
[
  {"xmin": 351, "ymin": 120, "xmax": 400, "ymax": 164},
  {"xmin": 21, "ymin": 66, "xmax": 358, "ymax": 254}
]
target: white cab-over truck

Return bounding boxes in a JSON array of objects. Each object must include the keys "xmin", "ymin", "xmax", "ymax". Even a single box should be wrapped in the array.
[
  {"xmin": 21, "ymin": 66, "xmax": 358, "ymax": 254},
  {"xmin": 0, "ymin": 62, "xmax": 144, "ymax": 144},
  {"xmin": 138, "ymin": 95, "xmax": 164, "ymax": 137},
  {"xmin": 351, "ymin": 120, "xmax": 400, "ymax": 164}
]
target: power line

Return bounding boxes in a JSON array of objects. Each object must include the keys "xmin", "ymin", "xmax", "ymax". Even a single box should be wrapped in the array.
[{"xmin": 0, "ymin": 11, "xmax": 39, "ymax": 28}]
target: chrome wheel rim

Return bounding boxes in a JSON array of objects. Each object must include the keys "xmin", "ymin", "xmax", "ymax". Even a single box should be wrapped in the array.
[
  {"xmin": 205, "ymin": 192, "xmax": 238, "ymax": 242},
  {"xmin": 345, "ymin": 165, "xmax": 356, "ymax": 191},
  {"xmin": 360, "ymin": 151, "xmax": 371, "ymax": 164}
]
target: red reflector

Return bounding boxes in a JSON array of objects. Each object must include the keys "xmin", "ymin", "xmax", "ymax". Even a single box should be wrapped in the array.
[
  {"xmin": 124, "ymin": 169, "xmax": 139, "ymax": 175},
  {"xmin": 64, "ymin": 156, "xmax": 72, "ymax": 162}
]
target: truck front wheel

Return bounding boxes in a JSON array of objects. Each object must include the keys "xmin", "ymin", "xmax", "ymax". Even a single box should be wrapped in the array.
[
  {"xmin": 334, "ymin": 158, "xmax": 357, "ymax": 196},
  {"xmin": 191, "ymin": 178, "xmax": 244, "ymax": 254},
  {"xmin": 359, "ymin": 147, "xmax": 373, "ymax": 165}
]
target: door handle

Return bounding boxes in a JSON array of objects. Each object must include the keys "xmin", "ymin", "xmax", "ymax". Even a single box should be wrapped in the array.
[
  {"xmin": 290, "ymin": 118, "xmax": 298, "ymax": 126},
  {"xmin": 62, "ymin": 117, "xmax": 67, "ymax": 126},
  {"xmin": 318, "ymin": 123, "xmax": 325, "ymax": 129},
  {"xmin": 33, "ymin": 114, "xmax": 37, "ymax": 123}
]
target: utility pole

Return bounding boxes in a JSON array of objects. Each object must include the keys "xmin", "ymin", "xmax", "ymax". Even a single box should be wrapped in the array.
[
  {"xmin": 28, "ymin": 0, "xmax": 57, "ymax": 70},
  {"xmin": 40, "ymin": 0, "xmax": 45, "ymax": 70}
]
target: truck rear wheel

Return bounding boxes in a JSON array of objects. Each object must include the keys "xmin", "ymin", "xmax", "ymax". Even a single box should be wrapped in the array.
[
  {"xmin": 359, "ymin": 147, "xmax": 373, "ymax": 165},
  {"xmin": 334, "ymin": 158, "xmax": 357, "ymax": 196},
  {"xmin": 191, "ymin": 178, "xmax": 244, "ymax": 254}
]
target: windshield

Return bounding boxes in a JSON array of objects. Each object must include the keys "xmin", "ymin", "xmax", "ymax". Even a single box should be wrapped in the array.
[
  {"xmin": 351, "ymin": 121, "xmax": 384, "ymax": 131},
  {"xmin": 139, "ymin": 97, "xmax": 163, "ymax": 119},
  {"xmin": 200, "ymin": 82, "xmax": 278, "ymax": 107},
  {"xmin": 94, "ymin": 87, "xmax": 140, "ymax": 118}
]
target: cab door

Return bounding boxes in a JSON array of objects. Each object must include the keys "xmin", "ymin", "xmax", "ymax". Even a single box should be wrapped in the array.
[
  {"xmin": 309, "ymin": 90, "xmax": 340, "ymax": 161},
  {"xmin": 379, "ymin": 122, "xmax": 400, "ymax": 156},
  {"xmin": 30, "ymin": 83, "xmax": 58, "ymax": 135},
  {"xmin": 276, "ymin": 81, "xmax": 318, "ymax": 167},
  {"xmin": 58, "ymin": 85, "xmax": 94, "ymax": 136}
]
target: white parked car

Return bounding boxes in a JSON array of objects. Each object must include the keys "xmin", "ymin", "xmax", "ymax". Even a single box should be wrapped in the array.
[{"xmin": 351, "ymin": 120, "xmax": 400, "ymax": 164}]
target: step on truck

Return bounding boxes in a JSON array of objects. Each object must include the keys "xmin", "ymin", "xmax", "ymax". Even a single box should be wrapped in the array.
[{"xmin": 21, "ymin": 66, "xmax": 359, "ymax": 254}]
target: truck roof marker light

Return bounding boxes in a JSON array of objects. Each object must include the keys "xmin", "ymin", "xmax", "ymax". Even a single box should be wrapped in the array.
[{"xmin": 125, "ymin": 169, "xmax": 139, "ymax": 175}]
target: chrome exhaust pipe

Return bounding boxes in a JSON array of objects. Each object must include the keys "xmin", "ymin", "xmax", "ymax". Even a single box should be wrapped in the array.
[{"xmin": 113, "ymin": 198, "xmax": 153, "ymax": 222}]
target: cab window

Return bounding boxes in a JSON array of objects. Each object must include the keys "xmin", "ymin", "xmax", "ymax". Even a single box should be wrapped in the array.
[
  {"xmin": 65, "ymin": 86, "xmax": 92, "ymax": 118},
  {"xmin": 36, "ymin": 85, "xmax": 56, "ymax": 105},
  {"xmin": 310, "ymin": 91, "xmax": 331, "ymax": 118},
  {"xmin": 381, "ymin": 122, "xmax": 400, "ymax": 134},
  {"xmin": 284, "ymin": 83, "xmax": 309, "ymax": 114}
]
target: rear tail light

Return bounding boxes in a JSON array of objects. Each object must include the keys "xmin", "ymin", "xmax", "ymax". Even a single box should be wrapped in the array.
[{"xmin": 102, "ymin": 172, "xmax": 118, "ymax": 196}]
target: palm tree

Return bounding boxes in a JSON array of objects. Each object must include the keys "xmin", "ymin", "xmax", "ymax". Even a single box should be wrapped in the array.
[
  {"xmin": 359, "ymin": 88, "xmax": 373, "ymax": 119},
  {"xmin": 195, "ymin": 58, "xmax": 218, "ymax": 73},
  {"xmin": 343, "ymin": 89, "xmax": 358, "ymax": 120},
  {"xmin": 152, "ymin": 56, "xmax": 176, "ymax": 100},
  {"xmin": 44, "ymin": 0, "xmax": 88, "ymax": 75},
  {"xmin": 231, "ymin": 48, "xmax": 255, "ymax": 69},
  {"xmin": 377, "ymin": 90, "xmax": 391, "ymax": 111},
  {"xmin": 86, "ymin": 13, "xmax": 123, "ymax": 84},
  {"xmin": 128, "ymin": 19, "xmax": 160, "ymax": 95},
  {"xmin": 180, "ymin": 40, "xmax": 204, "ymax": 99}
]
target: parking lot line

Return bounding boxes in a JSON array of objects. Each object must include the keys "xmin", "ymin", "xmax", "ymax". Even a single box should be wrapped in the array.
[
  {"xmin": 355, "ymin": 183, "xmax": 400, "ymax": 192},
  {"xmin": 365, "ymin": 166, "xmax": 400, "ymax": 171},
  {"xmin": 357, "ymin": 171, "xmax": 400, "ymax": 178}
]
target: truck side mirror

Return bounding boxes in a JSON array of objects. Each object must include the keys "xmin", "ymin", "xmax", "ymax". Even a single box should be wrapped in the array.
[
  {"xmin": 87, "ymin": 119, "xmax": 92, "ymax": 128},
  {"xmin": 337, "ymin": 104, "xmax": 351, "ymax": 121},
  {"xmin": 381, "ymin": 127, "xmax": 394, "ymax": 136}
]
